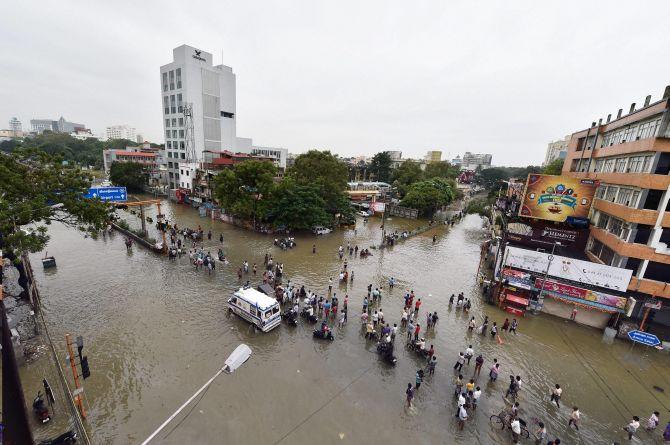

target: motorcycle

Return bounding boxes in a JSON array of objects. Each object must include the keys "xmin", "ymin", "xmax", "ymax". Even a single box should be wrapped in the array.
[
  {"xmin": 406, "ymin": 340, "xmax": 429, "ymax": 358},
  {"xmin": 300, "ymin": 308, "xmax": 318, "ymax": 324},
  {"xmin": 376, "ymin": 341, "xmax": 397, "ymax": 365},
  {"xmin": 33, "ymin": 391, "xmax": 51, "ymax": 424},
  {"xmin": 281, "ymin": 309, "xmax": 298, "ymax": 326},
  {"xmin": 313, "ymin": 329, "xmax": 335, "ymax": 341},
  {"xmin": 38, "ymin": 430, "xmax": 78, "ymax": 445}
]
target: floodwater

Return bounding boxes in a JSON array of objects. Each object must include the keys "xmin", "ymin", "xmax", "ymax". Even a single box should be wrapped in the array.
[{"xmin": 22, "ymin": 199, "xmax": 670, "ymax": 444}]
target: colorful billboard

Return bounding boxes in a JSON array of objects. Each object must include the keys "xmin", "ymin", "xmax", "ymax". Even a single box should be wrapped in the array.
[
  {"xmin": 519, "ymin": 174, "xmax": 598, "ymax": 222},
  {"xmin": 535, "ymin": 278, "xmax": 628, "ymax": 310}
]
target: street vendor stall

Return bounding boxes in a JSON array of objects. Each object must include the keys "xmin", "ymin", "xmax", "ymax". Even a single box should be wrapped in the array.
[{"xmin": 500, "ymin": 288, "xmax": 530, "ymax": 316}]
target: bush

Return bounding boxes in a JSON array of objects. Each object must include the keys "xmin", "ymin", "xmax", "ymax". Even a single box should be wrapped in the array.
[{"xmin": 117, "ymin": 219, "xmax": 130, "ymax": 230}]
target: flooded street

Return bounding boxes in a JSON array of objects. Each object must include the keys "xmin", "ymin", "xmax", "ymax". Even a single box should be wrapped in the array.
[{"xmin": 23, "ymin": 200, "xmax": 670, "ymax": 444}]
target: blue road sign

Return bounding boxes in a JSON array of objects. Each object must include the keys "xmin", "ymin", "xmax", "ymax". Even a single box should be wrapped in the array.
[
  {"xmin": 627, "ymin": 330, "xmax": 661, "ymax": 347},
  {"xmin": 85, "ymin": 186, "xmax": 128, "ymax": 202}
]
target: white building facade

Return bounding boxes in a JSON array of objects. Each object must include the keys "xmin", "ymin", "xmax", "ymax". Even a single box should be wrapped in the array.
[
  {"xmin": 160, "ymin": 45, "xmax": 237, "ymax": 189},
  {"xmin": 543, "ymin": 136, "xmax": 570, "ymax": 166},
  {"xmin": 106, "ymin": 125, "xmax": 137, "ymax": 141}
]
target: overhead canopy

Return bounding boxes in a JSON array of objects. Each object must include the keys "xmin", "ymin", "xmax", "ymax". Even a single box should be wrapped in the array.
[{"xmin": 505, "ymin": 293, "xmax": 529, "ymax": 306}]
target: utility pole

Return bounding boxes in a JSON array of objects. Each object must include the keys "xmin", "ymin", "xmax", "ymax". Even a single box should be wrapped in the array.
[
  {"xmin": 534, "ymin": 242, "xmax": 561, "ymax": 314},
  {"xmin": 65, "ymin": 333, "xmax": 87, "ymax": 419}
]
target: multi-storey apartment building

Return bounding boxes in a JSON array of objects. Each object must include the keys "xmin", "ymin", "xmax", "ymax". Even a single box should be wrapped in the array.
[
  {"xmin": 563, "ymin": 86, "xmax": 670, "ymax": 325},
  {"xmin": 106, "ymin": 125, "xmax": 137, "ymax": 141},
  {"xmin": 543, "ymin": 136, "xmax": 570, "ymax": 166}
]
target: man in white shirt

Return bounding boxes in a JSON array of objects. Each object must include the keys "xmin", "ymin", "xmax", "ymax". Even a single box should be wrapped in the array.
[
  {"xmin": 624, "ymin": 416, "xmax": 640, "ymax": 440},
  {"xmin": 472, "ymin": 387, "xmax": 481, "ymax": 411},
  {"xmin": 510, "ymin": 417, "xmax": 521, "ymax": 443},
  {"xmin": 457, "ymin": 405, "xmax": 468, "ymax": 430},
  {"xmin": 464, "ymin": 345, "xmax": 474, "ymax": 365},
  {"xmin": 646, "ymin": 411, "xmax": 660, "ymax": 431}
]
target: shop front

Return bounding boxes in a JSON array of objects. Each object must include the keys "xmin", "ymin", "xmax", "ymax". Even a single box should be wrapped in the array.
[
  {"xmin": 535, "ymin": 278, "xmax": 628, "ymax": 329},
  {"xmin": 499, "ymin": 268, "xmax": 532, "ymax": 316}
]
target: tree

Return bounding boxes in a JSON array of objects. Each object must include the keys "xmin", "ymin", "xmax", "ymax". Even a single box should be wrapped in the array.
[
  {"xmin": 213, "ymin": 160, "xmax": 277, "ymax": 219},
  {"xmin": 109, "ymin": 162, "xmax": 148, "ymax": 193},
  {"xmin": 267, "ymin": 180, "xmax": 330, "ymax": 230},
  {"xmin": 288, "ymin": 150, "xmax": 349, "ymax": 214},
  {"xmin": 0, "ymin": 150, "xmax": 110, "ymax": 257},
  {"xmin": 391, "ymin": 160, "xmax": 423, "ymax": 197},
  {"xmin": 368, "ymin": 151, "xmax": 392, "ymax": 183},
  {"xmin": 424, "ymin": 161, "xmax": 459, "ymax": 180},
  {"xmin": 543, "ymin": 158, "xmax": 565, "ymax": 175},
  {"xmin": 400, "ymin": 178, "xmax": 456, "ymax": 216}
]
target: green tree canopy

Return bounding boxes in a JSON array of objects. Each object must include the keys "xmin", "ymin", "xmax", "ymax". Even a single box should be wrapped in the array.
[
  {"xmin": 474, "ymin": 165, "xmax": 542, "ymax": 190},
  {"xmin": 368, "ymin": 151, "xmax": 392, "ymax": 183},
  {"xmin": 400, "ymin": 177, "xmax": 456, "ymax": 216},
  {"xmin": 213, "ymin": 160, "xmax": 277, "ymax": 219},
  {"xmin": 267, "ymin": 180, "xmax": 330, "ymax": 230},
  {"xmin": 542, "ymin": 158, "xmax": 565, "ymax": 175},
  {"xmin": 109, "ymin": 162, "xmax": 148, "ymax": 192},
  {"xmin": 424, "ymin": 161, "xmax": 459, "ymax": 180},
  {"xmin": 1, "ymin": 133, "xmax": 154, "ymax": 170},
  {"xmin": 0, "ymin": 150, "xmax": 110, "ymax": 257},
  {"xmin": 391, "ymin": 160, "xmax": 423, "ymax": 197},
  {"xmin": 287, "ymin": 150, "xmax": 349, "ymax": 214}
]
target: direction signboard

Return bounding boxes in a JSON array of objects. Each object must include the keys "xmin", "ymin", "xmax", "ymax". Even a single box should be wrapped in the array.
[
  {"xmin": 85, "ymin": 186, "xmax": 127, "ymax": 202},
  {"xmin": 627, "ymin": 330, "xmax": 661, "ymax": 347}
]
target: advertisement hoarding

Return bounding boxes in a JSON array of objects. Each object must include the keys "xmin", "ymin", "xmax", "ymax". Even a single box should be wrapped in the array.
[
  {"xmin": 519, "ymin": 174, "xmax": 598, "ymax": 222},
  {"xmin": 535, "ymin": 278, "xmax": 628, "ymax": 310},
  {"xmin": 504, "ymin": 246, "xmax": 632, "ymax": 292},
  {"xmin": 506, "ymin": 221, "xmax": 589, "ymax": 251}
]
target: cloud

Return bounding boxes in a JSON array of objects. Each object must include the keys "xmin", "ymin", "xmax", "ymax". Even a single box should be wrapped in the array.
[{"xmin": 2, "ymin": 0, "xmax": 669, "ymax": 166}]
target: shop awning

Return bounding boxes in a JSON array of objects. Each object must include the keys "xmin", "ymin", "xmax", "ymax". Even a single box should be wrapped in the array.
[{"xmin": 505, "ymin": 293, "xmax": 529, "ymax": 306}]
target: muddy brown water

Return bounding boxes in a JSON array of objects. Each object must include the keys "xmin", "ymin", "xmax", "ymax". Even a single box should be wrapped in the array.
[{"xmin": 20, "ymin": 199, "xmax": 670, "ymax": 444}]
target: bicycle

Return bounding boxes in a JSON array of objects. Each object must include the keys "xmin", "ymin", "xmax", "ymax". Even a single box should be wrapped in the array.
[{"xmin": 489, "ymin": 413, "xmax": 530, "ymax": 440}]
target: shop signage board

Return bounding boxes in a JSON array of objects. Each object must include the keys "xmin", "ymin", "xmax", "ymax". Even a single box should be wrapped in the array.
[
  {"xmin": 519, "ymin": 174, "xmax": 598, "ymax": 222},
  {"xmin": 506, "ymin": 221, "xmax": 589, "ymax": 251},
  {"xmin": 534, "ymin": 278, "xmax": 628, "ymax": 310},
  {"xmin": 504, "ymin": 246, "xmax": 632, "ymax": 292},
  {"xmin": 627, "ymin": 330, "xmax": 661, "ymax": 347}
]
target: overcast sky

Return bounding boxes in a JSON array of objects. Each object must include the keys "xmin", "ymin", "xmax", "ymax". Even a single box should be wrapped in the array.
[{"xmin": 2, "ymin": 1, "xmax": 669, "ymax": 166}]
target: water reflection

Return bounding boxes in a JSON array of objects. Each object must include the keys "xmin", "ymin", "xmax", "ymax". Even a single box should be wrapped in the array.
[{"xmin": 23, "ymin": 200, "xmax": 670, "ymax": 444}]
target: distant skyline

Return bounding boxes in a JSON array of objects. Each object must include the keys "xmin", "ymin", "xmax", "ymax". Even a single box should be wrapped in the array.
[{"xmin": 2, "ymin": 1, "xmax": 670, "ymax": 166}]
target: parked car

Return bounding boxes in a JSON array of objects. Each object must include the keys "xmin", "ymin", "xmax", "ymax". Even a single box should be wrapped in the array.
[{"xmin": 312, "ymin": 226, "xmax": 332, "ymax": 235}]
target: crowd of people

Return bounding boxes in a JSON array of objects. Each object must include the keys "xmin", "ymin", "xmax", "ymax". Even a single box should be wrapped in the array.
[{"xmin": 142, "ymin": 218, "xmax": 670, "ymax": 444}]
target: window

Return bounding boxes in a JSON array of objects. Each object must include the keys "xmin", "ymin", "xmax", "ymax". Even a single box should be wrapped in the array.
[
  {"xmin": 614, "ymin": 158, "xmax": 627, "ymax": 173},
  {"xmin": 588, "ymin": 237, "xmax": 618, "ymax": 266},
  {"xmin": 165, "ymin": 130, "xmax": 170, "ymax": 138},
  {"xmin": 608, "ymin": 217, "xmax": 623, "ymax": 237},
  {"xmin": 165, "ymin": 119, "xmax": 170, "ymax": 127},
  {"xmin": 181, "ymin": 153, "xmax": 185, "ymax": 159},
  {"xmin": 163, "ymin": 96, "xmax": 169, "ymax": 114},
  {"xmin": 179, "ymin": 118, "xmax": 184, "ymax": 126},
  {"xmin": 594, "ymin": 159, "xmax": 605, "ymax": 172},
  {"xmin": 186, "ymin": 170, "xmax": 189, "ymax": 176},
  {"xmin": 162, "ymin": 72, "xmax": 168, "ymax": 91},
  {"xmin": 603, "ymin": 158, "xmax": 615, "ymax": 173},
  {"xmin": 166, "ymin": 141, "xmax": 171, "ymax": 149},
  {"xmin": 596, "ymin": 212, "xmax": 610, "ymax": 230},
  {"xmin": 169, "ymin": 70, "xmax": 175, "ymax": 90},
  {"xmin": 176, "ymin": 68, "xmax": 182, "ymax": 89},
  {"xmin": 630, "ymin": 190, "xmax": 641, "ymax": 208},
  {"xmin": 167, "ymin": 151, "xmax": 172, "ymax": 158},
  {"xmin": 177, "ymin": 94, "xmax": 183, "ymax": 112},
  {"xmin": 616, "ymin": 188, "xmax": 632, "ymax": 206},
  {"xmin": 595, "ymin": 185, "xmax": 607, "ymax": 200},
  {"xmin": 170, "ymin": 95, "xmax": 176, "ymax": 114},
  {"xmin": 171, "ymin": 118, "xmax": 177, "ymax": 127},
  {"xmin": 179, "ymin": 130, "xmax": 184, "ymax": 138},
  {"xmin": 172, "ymin": 130, "xmax": 177, "ymax": 138},
  {"xmin": 641, "ymin": 155, "xmax": 653, "ymax": 172},
  {"xmin": 605, "ymin": 186, "xmax": 618, "ymax": 202}
]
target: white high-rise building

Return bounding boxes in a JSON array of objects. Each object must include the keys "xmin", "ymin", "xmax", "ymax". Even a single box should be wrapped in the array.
[
  {"xmin": 9, "ymin": 117, "xmax": 22, "ymax": 136},
  {"xmin": 106, "ymin": 125, "xmax": 137, "ymax": 141},
  {"xmin": 543, "ymin": 136, "xmax": 570, "ymax": 166},
  {"xmin": 160, "ymin": 45, "xmax": 237, "ymax": 189}
]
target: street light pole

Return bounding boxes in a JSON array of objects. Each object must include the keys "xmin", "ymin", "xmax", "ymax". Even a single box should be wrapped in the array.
[{"xmin": 535, "ymin": 241, "xmax": 561, "ymax": 314}]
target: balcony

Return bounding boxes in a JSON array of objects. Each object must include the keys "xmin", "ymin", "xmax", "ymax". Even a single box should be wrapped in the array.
[
  {"xmin": 591, "ymin": 227, "xmax": 670, "ymax": 265},
  {"xmin": 568, "ymin": 171, "xmax": 670, "ymax": 190},
  {"xmin": 592, "ymin": 137, "xmax": 670, "ymax": 158},
  {"xmin": 593, "ymin": 199, "xmax": 659, "ymax": 225},
  {"xmin": 628, "ymin": 276, "xmax": 670, "ymax": 299}
]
